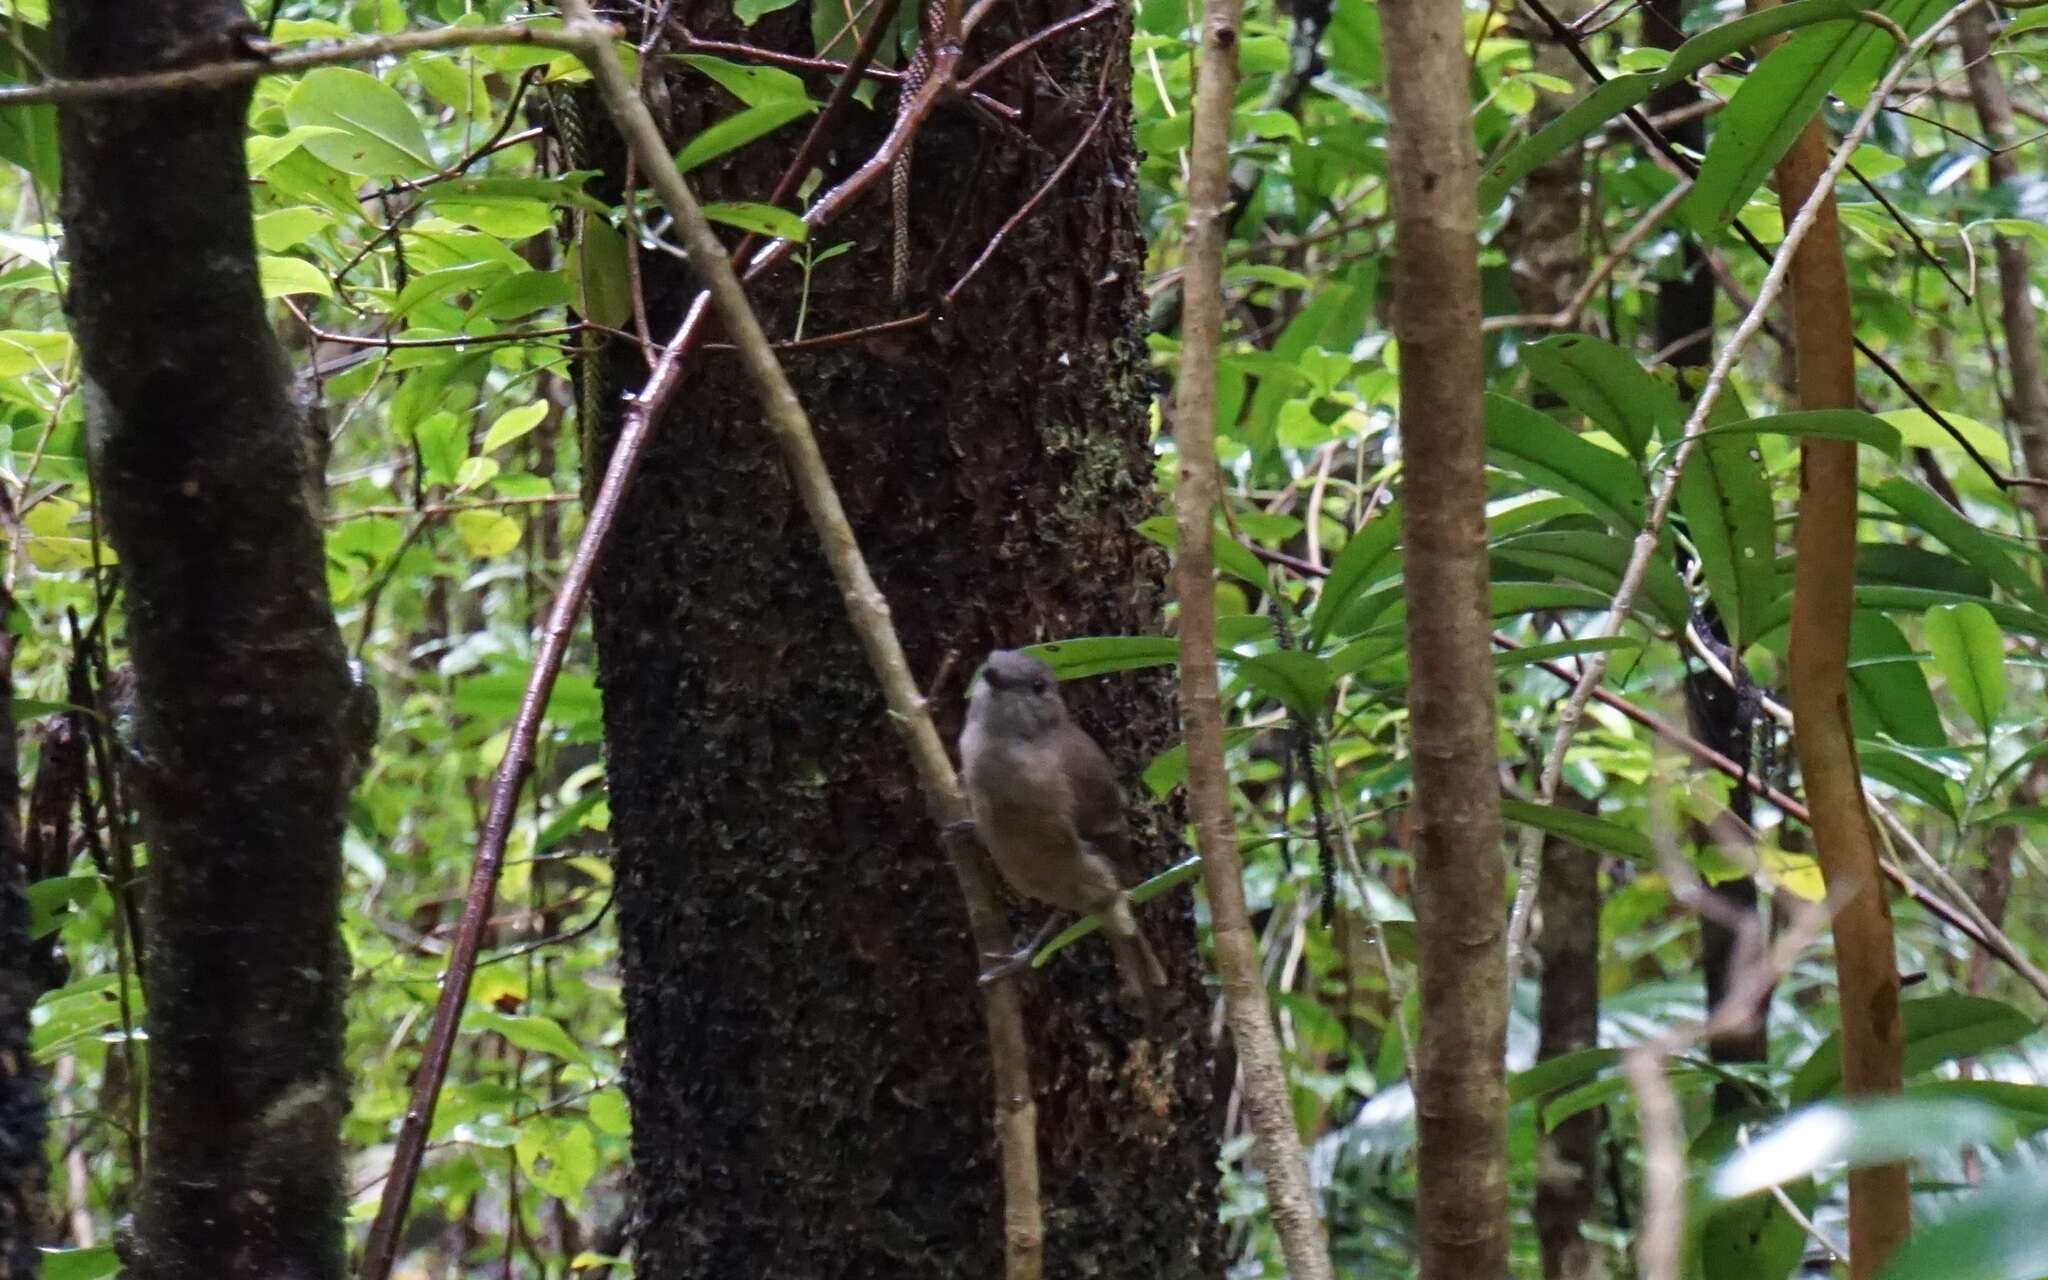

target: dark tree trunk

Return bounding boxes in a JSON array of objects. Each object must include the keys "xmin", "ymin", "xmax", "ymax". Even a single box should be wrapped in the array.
[
  {"xmin": 1643, "ymin": 0, "xmax": 1770, "ymax": 1113},
  {"xmin": 0, "ymin": 598, "xmax": 41, "ymax": 1278},
  {"xmin": 53, "ymin": 4, "xmax": 359, "ymax": 1277},
  {"xmin": 586, "ymin": 4, "xmax": 1218, "ymax": 1276}
]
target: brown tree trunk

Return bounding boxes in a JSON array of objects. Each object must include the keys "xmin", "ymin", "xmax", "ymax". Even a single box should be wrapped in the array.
[
  {"xmin": 1498, "ymin": 11, "xmax": 1602, "ymax": 1275},
  {"xmin": 1774, "ymin": 115, "xmax": 1911, "ymax": 1280},
  {"xmin": 586, "ymin": 6, "xmax": 1218, "ymax": 1274},
  {"xmin": 1379, "ymin": 0, "xmax": 1509, "ymax": 1273},
  {"xmin": 53, "ymin": 3, "xmax": 359, "ymax": 1277}
]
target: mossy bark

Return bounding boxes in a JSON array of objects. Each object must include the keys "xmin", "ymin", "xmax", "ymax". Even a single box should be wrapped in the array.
[
  {"xmin": 54, "ymin": 4, "xmax": 356, "ymax": 1277},
  {"xmin": 586, "ymin": 3, "xmax": 1219, "ymax": 1274}
]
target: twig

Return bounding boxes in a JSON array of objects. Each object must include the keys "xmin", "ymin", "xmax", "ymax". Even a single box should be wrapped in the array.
[{"xmin": 1172, "ymin": 0, "xmax": 1335, "ymax": 1270}]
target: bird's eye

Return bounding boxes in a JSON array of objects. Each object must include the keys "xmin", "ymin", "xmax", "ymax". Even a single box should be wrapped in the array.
[{"xmin": 1032, "ymin": 676, "xmax": 1049, "ymax": 694}]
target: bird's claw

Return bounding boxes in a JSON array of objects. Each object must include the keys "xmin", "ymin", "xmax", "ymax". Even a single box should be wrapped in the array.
[
  {"xmin": 942, "ymin": 818, "xmax": 977, "ymax": 841},
  {"xmin": 977, "ymin": 947, "xmax": 1034, "ymax": 987}
]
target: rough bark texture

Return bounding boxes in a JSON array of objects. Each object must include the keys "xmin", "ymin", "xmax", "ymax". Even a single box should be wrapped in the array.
[
  {"xmin": 1532, "ymin": 825, "xmax": 1599, "ymax": 1280},
  {"xmin": 587, "ymin": 7, "xmax": 1218, "ymax": 1275},
  {"xmin": 1379, "ymin": 0, "xmax": 1509, "ymax": 1274},
  {"xmin": 1774, "ymin": 120, "xmax": 1911, "ymax": 1279},
  {"xmin": 1497, "ymin": 17, "xmax": 1601, "ymax": 1268},
  {"xmin": 53, "ymin": 4, "xmax": 358, "ymax": 1277},
  {"xmin": 1956, "ymin": 7, "xmax": 2048, "ymax": 541},
  {"xmin": 0, "ymin": 601, "xmax": 40, "ymax": 1279}
]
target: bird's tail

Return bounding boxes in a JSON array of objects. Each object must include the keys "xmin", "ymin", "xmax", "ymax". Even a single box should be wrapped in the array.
[{"xmin": 1106, "ymin": 896, "xmax": 1169, "ymax": 997}]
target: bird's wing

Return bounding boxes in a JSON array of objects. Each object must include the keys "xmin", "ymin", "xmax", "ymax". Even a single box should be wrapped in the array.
[{"xmin": 1062, "ymin": 723, "xmax": 1130, "ymax": 866}]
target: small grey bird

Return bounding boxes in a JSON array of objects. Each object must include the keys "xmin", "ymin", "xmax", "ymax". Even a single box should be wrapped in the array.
[{"xmin": 955, "ymin": 649, "xmax": 1168, "ymax": 998}]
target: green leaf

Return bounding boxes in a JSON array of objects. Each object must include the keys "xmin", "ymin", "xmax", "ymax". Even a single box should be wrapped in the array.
[
  {"xmin": 1493, "ymin": 530, "xmax": 1690, "ymax": 630},
  {"xmin": 1520, "ymin": 335, "xmax": 1680, "ymax": 458},
  {"xmin": 1235, "ymin": 651, "xmax": 1333, "ymax": 720},
  {"xmin": 482, "ymin": 402, "xmax": 549, "ymax": 454},
  {"xmin": 1858, "ymin": 740, "xmax": 1961, "ymax": 819},
  {"xmin": 1683, "ymin": 0, "xmax": 1948, "ymax": 234},
  {"xmin": 38, "ymin": 1247, "xmax": 120, "ymax": 1280},
  {"xmin": 1495, "ymin": 636, "xmax": 1644, "ymax": 671},
  {"xmin": 1789, "ymin": 995, "xmax": 2034, "ymax": 1105},
  {"xmin": 452, "ymin": 510, "xmax": 522, "ymax": 558},
  {"xmin": 283, "ymin": 67, "xmax": 438, "ymax": 179},
  {"xmin": 1844, "ymin": 613, "xmax": 1945, "ymax": 748},
  {"xmin": 517, "ymin": 1118, "xmax": 598, "ymax": 1203},
  {"xmin": 1022, "ymin": 622, "xmax": 1268, "ymax": 680},
  {"xmin": 673, "ymin": 54, "xmax": 815, "ymax": 107},
  {"xmin": 1478, "ymin": 0, "xmax": 1864, "ymax": 208},
  {"xmin": 471, "ymin": 1011, "xmax": 588, "ymax": 1062},
  {"xmin": 1708, "ymin": 1097, "xmax": 2020, "ymax": 1204},
  {"xmin": 588, "ymin": 1088, "xmax": 631, "ymax": 1136},
  {"xmin": 1924, "ymin": 603, "xmax": 2007, "ymax": 734},
  {"xmin": 26, "ymin": 874, "xmax": 100, "ymax": 939},
  {"xmin": 1874, "ymin": 1176, "xmax": 2048, "ymax": 1280},
  {"xmin": 1309, "ymin": 504, "xmax": 1402, "ymax": 648},
  {"xmin": 1033, "ymin": 857, "xmax": 1200, "ymax": 966},
  {"xmin": 1482, "ymin": 395, "xmax": 1647, "ymax": 534},
  {"xmin": 734, "ymin": 0, "xmax": 804, "ymax": 24},
  {"xmin": 1508, "ymin": 1046, "xmax": 1621, "ymax": 1103},
  {"xmin": 1134, "ymin": 516, "xmax": 1273, "ymax": 591},
  {"xmin": 415, "ymin": 412, "xmax": 467, "ymax": 488},
  {"xmin": 257, "ymin": 255, "xmax": 333, "ymax": 300},
  {"xmin": 1678, "ymin": 431, "xmax": 1778, "ymax": 654},
  {"xmin": 1869, "ymin": 478, "xmax": 2048, "ymax": 613},
  {"xmin": 702, "ymin": 200, "xmax": 807, "ymax": 242},
  {"xmin": 1500, "ymin": 798, "xmax": 1652, "ymax": 862},
  {"xmin": 675, "ymin": 100, "xmax": 816, "ymax": 174},
  {"xmin": 1680, "ymin": 410, "xmax": 1902, "ymax": 458}
]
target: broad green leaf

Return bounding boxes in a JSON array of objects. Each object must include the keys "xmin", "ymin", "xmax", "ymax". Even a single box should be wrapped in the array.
[
  {"xmin": 673, "ymin": 55, "xmax": 815, "ymax": 107},
  {"xmin": 452, "ymin": 510, "xmax": 522, "ymax": 558},
  {"xmin": 39, "ymin": 1247, "xmax": 119, "ymax": 1280},
  {"xmin": 675, "ymin": 100, "xmax": 816, "ymax": 174},
  {"xmin": 1858, "ymin": 741, "xmax": 1961, "ymax": 819},
  {"xmin": 1134, "ymin": 517, "xmax": 1273, "ymax": 591},
  {"xmin": 1694, "ymin": 1108, "xmax": 1813, "ymax": 1280},
  {"xmin": 1858, "ymin": 544, "xmax": 1993, "ymax": 599},
  {"xmin": 1924, "ymin": 603, "xmax": 2007, "ymax": 733},
  {"xmin": 1309, "ymin": 503, "xmax": 1402, "ymax": 648},
  {"xmin": 258, "ymin": 255, "xmax": 333, "ymax": 299},
  {"xmin": 702, "ymin": 201, "xmax": 808, "ymax": 242},
  {"xmin": 1868, "ymin": 479, "xmax": 2048, "ymax": 613},
  {"xmin": 1789, "ymin": 995, "xmax": 2034, "ymax": 1104},
  {"xmin": 1508, "ymin": 1046, "xmax": 1620, "ymax": 1103},
  {"xmin": 284, "ymin": 67, "xmax": 438, "ymax": 178},
  {"xmin": 1022, "ymin": 621, "xmax": 1269, "ymax": 680},
  {"xmin": 1482, "ymin": 395, "xmax": 1647, "ymax": 533},
  {"xmin": 1845, "ymin": 612, "xmax": 1945, "ymax": 748},
  {"xmin": 1493, "ymin": 530, "xmax": 1690, "ymax": 630},
  {"xmin": 1708, "ymin": 1097, "xmax": 2019, "ymax": 1203},
  {"xmin": 1880, "ymin": 408, "xmax": 2011, "ymax": 472},
  {"xmin": 1477, "ymin": 0, "xmax": 1864, "ymax": 208},
  {"xmin": 1679, "ymin": 410, "xmax": 1902, "ymax": 458},
  {"xmin": 588, "ymin": 1088, "xmax": 631, "ymax": 1136},
  {"xmin": 482, "ymin": 402, "xmax": 549, "ymax": 454},
  {"xmin": 415, "ymin": 412, "xmax": 467, "ymax": 488},
  {"xmin": 471, "ymin": 1011, "xmax": 588, "ymax": 1062},
  {"xmin": 1875, "ymin": 1176, "xmax": 2048, "ymax": 1280},
  {"xmin": 517, "ymin": 1119, "xmax": 598, "ymax": 1203},
  {"xmin": 26, "ymin": 874, "xmax": 100, "ymax": 939},
  {"xmin": 1500, "ymin": 798, "xmax": 1653, "ymax": 862},
  {"xmin": 1678, "ymin": 431, "xmax": 1777, "ymax": 654},
  {"xmin": 1519, "ymin": 335, "xmax": 1680, "ymax": 458},
  {"xmin": 1236, "ymin": 651, "xmax": 1333, "ymax": 720},
  {"xmin": 1683, "ymin": 0, "xmax": 1946, "ymax": 235},
  {"xmin": 1497, "ymin": 636, "xmax": 1643, "ymax": 671}
]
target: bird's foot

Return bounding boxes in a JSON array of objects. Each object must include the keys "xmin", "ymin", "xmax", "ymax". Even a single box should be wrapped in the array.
[
  {"xmin": 976, "ymin": 916, "xmax": 1059, "ymax": 987},
  {"xmin": 942, "ymin": 818, "xmax": 977, "ymax": 842}
]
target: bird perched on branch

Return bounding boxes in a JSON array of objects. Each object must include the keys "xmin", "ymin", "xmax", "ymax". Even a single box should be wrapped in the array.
[{"xmin": 953, "ymin": 649, "xmax": 1168, "ymax": 999}]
